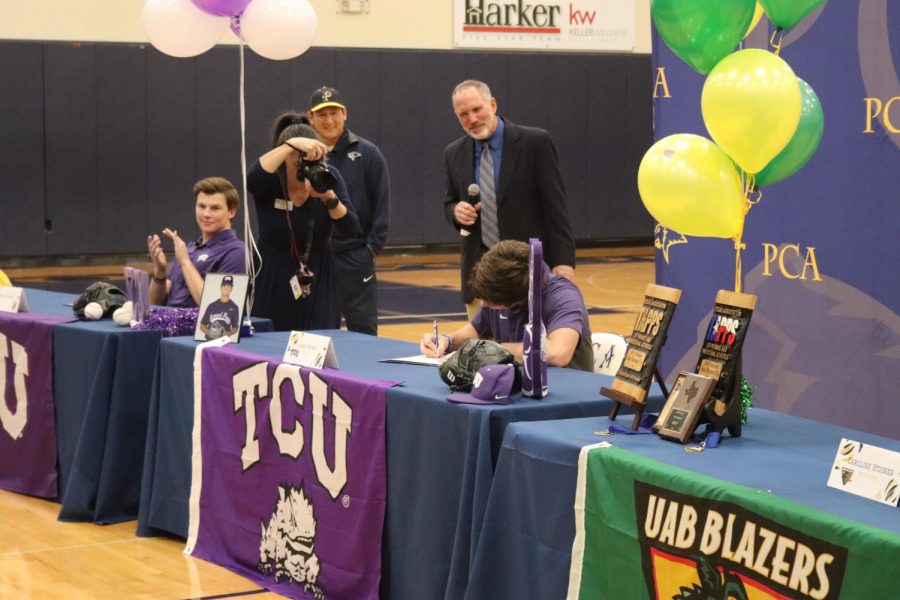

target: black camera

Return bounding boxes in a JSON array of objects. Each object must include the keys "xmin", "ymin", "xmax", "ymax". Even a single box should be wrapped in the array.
[{"xmin": 297, "ymin": 157, "xmax": 338, "ymax": 193}]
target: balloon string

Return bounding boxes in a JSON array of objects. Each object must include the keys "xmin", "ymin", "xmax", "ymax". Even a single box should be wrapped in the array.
[
  {"xmin": 733, "ymin": 237, "xmax": 746, "ymax": 294},
  {"xmin": 732, "ymin": 173, "xmax": 757, "ymax": 294},
  {"xmin": 238, "ymin": 28, "xmax": 262, "ymax": 318},
  {"xmin": 769, "ymin": 28, "xmax": 784, "ymax": 55}
]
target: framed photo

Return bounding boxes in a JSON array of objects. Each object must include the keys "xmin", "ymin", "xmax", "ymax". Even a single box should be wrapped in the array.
[
  {"xmin": 656, "ymin": 372, "xmax": 715, "ymax": 444},
  {"xmin": 194, "ymin": 273, "xmax": 249, "ymax": 343}
]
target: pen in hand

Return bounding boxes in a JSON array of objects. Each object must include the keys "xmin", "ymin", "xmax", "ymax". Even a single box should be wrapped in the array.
[{"xmin": 432, "ymin": 319, "xmax": 439, "ymax": 356}]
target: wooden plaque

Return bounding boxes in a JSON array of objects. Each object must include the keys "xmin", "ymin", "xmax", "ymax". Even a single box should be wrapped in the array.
[
  {"xmin": 602, "ymin": 284, "xmax": 681, "ymax": 429},
  {"xmin": 656, "ymin": 372, "xmax": 715, "ymax": 443},
  {"xmin": 694, "ymin": 290, "xmax": 757, "ymax": 437}
]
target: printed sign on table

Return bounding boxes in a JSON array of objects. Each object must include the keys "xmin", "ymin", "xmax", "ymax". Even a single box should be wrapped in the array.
[
  {"xmin": 283, "ymin": 331, "xmax": 339, "ymax": 370},
  {"xmin": 0, "ymin": 287, "xmax": 28, "ymax": 313},
  {"xmin": 827, "ymin": 438, "xmax": 900, "ymax": 507}
]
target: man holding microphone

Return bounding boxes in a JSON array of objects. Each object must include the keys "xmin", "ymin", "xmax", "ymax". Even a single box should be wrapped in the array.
[{"xmin": 443, "ymin": 79, "xmax": 577, "ymax": 319}]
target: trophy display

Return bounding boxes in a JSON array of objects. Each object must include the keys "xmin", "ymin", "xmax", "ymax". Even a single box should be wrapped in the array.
[
  {"xmin": 602, "ymin": 284, "xmax": 681, "ymax": 430},
  {"xmin": 692, "ymin": 290, "xmax": 757, "ymax": 438}
]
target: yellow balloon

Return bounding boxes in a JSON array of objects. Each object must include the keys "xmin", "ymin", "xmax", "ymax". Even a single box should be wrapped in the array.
[
  {"xmin": 743, "ymin": 2, "xmax": 765, "ymax": 39},
  {"xmin": 638, "ymin": 134, "xmax": 744, "ymax": 238},
  {"xmin": 701, "ymin": 49, "xmax": 802, "ymax": 174},
  {"xmin": 0, "ymin": 269, "xmax": 10, "ymax": 287}
]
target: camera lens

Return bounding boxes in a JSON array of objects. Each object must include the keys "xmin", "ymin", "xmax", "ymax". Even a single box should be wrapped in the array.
[{"xmin": 297, "ymin": 158, "xmax": 338, "ymax": 193}]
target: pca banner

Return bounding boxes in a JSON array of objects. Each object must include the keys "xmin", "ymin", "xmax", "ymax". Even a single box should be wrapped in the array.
[
  {"xmin": 568, "ymin": 444, "xmax": 900, "ymax": 600},
  {"xmin": 0, "ymin": 313, "xmax": 71, "ymax": 498},
  {"xmin": 652, "ymin": 1, "xmax": 900, "ymax": 439},
  {"xmin": 186, "ymin": 343, "xmax": 394, "ymax": 599}
]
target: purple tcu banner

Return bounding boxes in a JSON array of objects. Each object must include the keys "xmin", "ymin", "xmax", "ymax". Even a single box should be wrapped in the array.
[
  {"xmin": 0, "ymin": 312, "xmax": 71, "ymax": 498},
  {"xmin": 186, "ymin": 342, "xmax": 391, "ymax": 600}
]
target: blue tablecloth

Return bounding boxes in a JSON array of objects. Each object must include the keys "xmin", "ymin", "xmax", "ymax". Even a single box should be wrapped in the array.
[
  {"xmin": 467, "ymin": 410, "xmax": 900, "ymax": 599},
  {"xmin": 13, "ymin": 289, "xmax": 271, "ymax": 524},
  {"xmin": 54, "ymin": 318, "xmax": 165, "ymax": 522},
  {"xmin": 25, "ymin": 287, "xmax": 161, "ymax": 520},
  {"xmin": 18, "ymin": 288, "xmax": 76, "ymax": 317},
  {"xmin": 137, "ymin": 330, "xmax": 659, "ymax": 599}
]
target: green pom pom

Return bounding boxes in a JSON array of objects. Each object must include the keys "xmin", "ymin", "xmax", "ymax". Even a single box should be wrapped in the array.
[{"xmin": 740, "ymin": 377, "xmax": 754, "ymax": 424}]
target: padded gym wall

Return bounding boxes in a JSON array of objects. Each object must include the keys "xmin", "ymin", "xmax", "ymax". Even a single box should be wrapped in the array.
[{"xmin": 0, "ymin": 41, "xmax": 653, "ymax": 257}]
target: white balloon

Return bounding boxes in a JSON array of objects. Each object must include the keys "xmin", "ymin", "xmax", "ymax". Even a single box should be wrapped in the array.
[
  {"xmin": 241, "ymin": 0, "xmax": 318, "ymax": 61},
  {"xmin": 142, "ymin": 0, "xmax": 230, "ymax": 58}
]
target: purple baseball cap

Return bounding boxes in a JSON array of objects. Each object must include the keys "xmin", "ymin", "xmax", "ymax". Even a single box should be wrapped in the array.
[{"xmin": 447, "ymin": 364, "xmax": 516, "ymax": 405}]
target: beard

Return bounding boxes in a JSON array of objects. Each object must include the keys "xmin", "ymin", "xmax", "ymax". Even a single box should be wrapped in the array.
[{"xmin": 466, "ymin": 124, "xmax": 492, "ymax": 140}]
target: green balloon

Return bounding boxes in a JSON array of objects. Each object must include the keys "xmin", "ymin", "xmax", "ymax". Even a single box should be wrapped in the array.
[
  {"xmin": 755, "ymin": 79, "xmax": 824, "ymax": 188},
  {"xmin": 652, "ymin": 0, "xmax": 756, "ymax": 74},
  {"xmin": 759, "ymin": 0, "xmax": 825, "ymax": 30}
]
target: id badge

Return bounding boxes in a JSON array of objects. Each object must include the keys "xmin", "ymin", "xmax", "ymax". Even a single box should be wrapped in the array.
[
  {"xmin": 275, "ymin": 198, "xmax": 293, "ymax": 211},
  {"xmin": 289, "ymin": 274, "xmax": 303, "ymax": 300},
  {"xmin": 290, "ymin": 266, "xmax": 314, "ymax": 300}
]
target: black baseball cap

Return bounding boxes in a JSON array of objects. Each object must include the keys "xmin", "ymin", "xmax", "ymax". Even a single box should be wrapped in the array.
[
  {"xmin": 309, "ymin": 86, "xmax": 346, "ymax": 112},
  {"xmin": 222, "ymin": 275, "xmax": 234, "ymax": 286}
]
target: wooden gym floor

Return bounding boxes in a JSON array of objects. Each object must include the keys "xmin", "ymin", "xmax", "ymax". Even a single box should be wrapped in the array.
[{"xmin": 0, "ymin": 246, "xmax": 654, "ymax": 599}]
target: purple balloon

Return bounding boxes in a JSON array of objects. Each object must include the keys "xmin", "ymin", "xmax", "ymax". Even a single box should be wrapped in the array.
[{"xmin": 191, "ymin": 0, "xmax": 252, "ymax": 17}]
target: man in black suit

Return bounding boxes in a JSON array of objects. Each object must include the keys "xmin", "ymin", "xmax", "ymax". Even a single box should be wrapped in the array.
[{"xmin": 444, "ymin": 79, "xmax": 576, "ymax": 318}]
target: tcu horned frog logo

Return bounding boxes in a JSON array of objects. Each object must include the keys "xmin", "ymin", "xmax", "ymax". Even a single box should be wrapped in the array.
[{"xmin": 258, "ymin": 483, "xmax": 325, "ymax": 599}]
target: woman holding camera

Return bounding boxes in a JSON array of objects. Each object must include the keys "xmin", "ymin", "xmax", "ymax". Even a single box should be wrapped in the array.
[{"xmin": 249, "ymin": 113, "xmax": 360, "ymax": 331}]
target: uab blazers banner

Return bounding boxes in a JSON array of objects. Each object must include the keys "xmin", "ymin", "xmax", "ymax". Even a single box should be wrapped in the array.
[
  {"xmin": 0, "ymin": 313, "xmax": 71, "ymax": 498},
  {"xmin": 186, "ymin": 343, "xmax": 393, "ymax": 599},
  {"xmin": 652, "ymin": 2, "xmax": 900, "ymax": 438},
  {"xmin": 567, "ymin": 444, "xmax": 900, "ymax": 600}
]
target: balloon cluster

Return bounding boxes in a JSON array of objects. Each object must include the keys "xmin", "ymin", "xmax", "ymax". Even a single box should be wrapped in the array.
[
  {"xmin": 142, "ymin": 0, "xmax": 318, "ymax": 60},
  {"xmin": 640, "ymin": 0, "xmax": 825, "ymax": 289}
]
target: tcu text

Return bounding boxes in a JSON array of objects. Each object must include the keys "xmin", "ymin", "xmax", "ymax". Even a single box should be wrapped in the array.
[{"xmin": 232, "ymin": 362, "xmax": 351, "ymax": 500}]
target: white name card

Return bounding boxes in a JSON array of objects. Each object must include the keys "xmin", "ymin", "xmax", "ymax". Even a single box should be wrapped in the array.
[
  {"xmin": 0, "ymin": 287, "xmax": 28, "ymax": 313},
  {"xmin": 282, "ymin": 331, "xmax": 339, "ymax": 370},
  {"xmin": 827, "ymin": 438, "xmax": 900, "ymax": 506}
]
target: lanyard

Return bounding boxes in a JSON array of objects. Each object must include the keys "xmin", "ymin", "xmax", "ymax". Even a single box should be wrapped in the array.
[{"xmin": 285, "ymin": 210, "xmax": 314, "ymax": 269}]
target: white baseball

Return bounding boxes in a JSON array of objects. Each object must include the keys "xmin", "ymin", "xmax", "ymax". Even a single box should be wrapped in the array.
[
  {"xmin": 112, "ymin": 301, "xmax": 134, "ymax": 326},
  {"xmin": 83, "ymin": 302, "xmax": 104, "ymax": 320}
]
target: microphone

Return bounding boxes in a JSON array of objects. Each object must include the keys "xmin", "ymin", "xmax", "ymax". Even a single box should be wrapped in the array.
[{"xmin": 460, "ymin": 183, "xmax": 480, "ymax": 237}]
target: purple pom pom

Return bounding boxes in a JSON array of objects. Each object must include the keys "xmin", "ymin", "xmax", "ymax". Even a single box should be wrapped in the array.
[{"xmin": 132, "ymin": 307, "xmax": 199, "ymax": 337}]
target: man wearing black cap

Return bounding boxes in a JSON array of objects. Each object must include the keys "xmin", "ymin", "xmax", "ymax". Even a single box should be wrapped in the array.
[
  {"xmin": 307, "ymin": 86, "xmax": 390, "ymax": 336},
  {"xmin": 199, "ymin": 275, "xmax": 241, "ymax": 340}
]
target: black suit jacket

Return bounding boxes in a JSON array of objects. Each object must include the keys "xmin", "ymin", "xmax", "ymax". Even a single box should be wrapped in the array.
[{"xmin": 444, "ymin": 119, "xmax": 576, "ymax": 302}]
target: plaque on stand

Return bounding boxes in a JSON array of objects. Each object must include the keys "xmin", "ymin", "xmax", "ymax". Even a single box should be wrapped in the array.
[
  {"xmin": 656, "ymin": 372, "xmax": 715, "ymax": 443},
  {"xmin": 693, "ymin": 290, "xmax": 756, "ymax": 438},
  {"xmin": 602, "ymin": 284, "xmax": 681, "ymax": 430}
]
